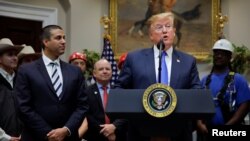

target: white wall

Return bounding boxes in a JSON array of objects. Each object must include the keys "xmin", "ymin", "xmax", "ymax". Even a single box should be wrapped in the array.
[
  {"xmin": 0, "ymin": 0, "xmax": 66, "ymax": 29},
  {"xmin": 198, "ymin": 0, "xmax": 250, "ymax": 79},
  {"xmin": 67, "ymin": 0, "xmax": 107, "ymax": 59},
  {"xmin": 222, "ymin": 0, "xmax": 250, "ymax": 48}
]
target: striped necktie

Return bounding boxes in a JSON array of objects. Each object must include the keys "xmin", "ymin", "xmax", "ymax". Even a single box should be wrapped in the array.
[
  {"xmin": 50, "ymin": 62, "xmax": 62, "ymax": 99},
  {"xmin": 161, "ymin": 51, "xmax": 168, "ymax": 85}
]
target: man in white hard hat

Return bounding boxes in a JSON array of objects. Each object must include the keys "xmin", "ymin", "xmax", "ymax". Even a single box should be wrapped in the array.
[
  {"xmin": 212, "ymin": 39, "xmax": 234, "ymax": 52},
  {"xmin": 197, "ymin": 39, "xmax": 250, "ymax": 140}
]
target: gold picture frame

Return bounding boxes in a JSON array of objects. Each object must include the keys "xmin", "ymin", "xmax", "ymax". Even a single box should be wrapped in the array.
[{"xmin": 109, "ymin": 0, "xmax": 221, "ymax": 61}]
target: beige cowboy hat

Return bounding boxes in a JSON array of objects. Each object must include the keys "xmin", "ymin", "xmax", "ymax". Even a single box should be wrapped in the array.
[
  {"xmin": 0, "ymin": 38, "xmax": 24, "ymax": 54},
  {"xmin": 18, "ymin": 44, "xmax": 41, "ymax": 60}
]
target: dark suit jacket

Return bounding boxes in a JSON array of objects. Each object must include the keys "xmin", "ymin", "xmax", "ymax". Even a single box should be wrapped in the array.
[
  {"xmin": 85, "ymin": 83, "xmax": 127, "ymax": 141},
  {"xmin": 14, "ymin": 58, "xmax": 88, "ymax": 141},
  {"xmin": 115, "ymin": 48, "xmax": 201, "ymax": 89},
  {"xmin": 115, "ymin": 48, "xmax": 201, "ymax": 141},
  {"xmin": 0, "ymin": 74, "xmax": 22, "ymax": 137}
]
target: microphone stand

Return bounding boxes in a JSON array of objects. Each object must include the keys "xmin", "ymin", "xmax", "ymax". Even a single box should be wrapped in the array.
[{"xmin": 157, "ymin": 39, "xmax": 164, "ymax": 83}]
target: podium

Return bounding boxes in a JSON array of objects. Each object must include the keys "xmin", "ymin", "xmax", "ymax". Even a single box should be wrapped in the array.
[{"xmin": 106, "ymin": 89, "xmax": 215, "ymax": 137}]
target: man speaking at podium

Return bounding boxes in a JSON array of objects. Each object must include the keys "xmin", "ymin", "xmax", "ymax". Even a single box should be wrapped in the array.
[{"xmin": 115, "ymin": 12, "xmax": 201, "ymax": 141}]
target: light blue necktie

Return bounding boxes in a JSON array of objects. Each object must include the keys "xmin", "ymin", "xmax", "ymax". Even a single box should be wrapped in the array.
[
  {"xmin": 161, "ymin": 51, "xmax": 168, "ymax": 85},
  {"xmin": 50, "ymin": 62, "xmax": 62, "ymax": 99}
]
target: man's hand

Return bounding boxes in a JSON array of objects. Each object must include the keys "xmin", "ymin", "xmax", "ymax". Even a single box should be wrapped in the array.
[
  {"xmin": 47, "ymin": 127, "xmax": 69, "ymax": 141},
  {"xmin": 197, "ymin": 120, "xmax": 208, "ymax": 134},
  {"xmin": 100, "ymin": 124, "xmax": 116, "ymax": 137},
  {"xmin": 10, "ymin": 136, "xmax": 20, "ymax": 141},
  {"xmin": 107, "ymin": 133, "xmax": 116, "ymax": 141}
]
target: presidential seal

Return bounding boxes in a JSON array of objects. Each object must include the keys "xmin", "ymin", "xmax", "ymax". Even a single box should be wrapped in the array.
[{"xmin": 142, "ymin": 83, "xmax": 177, "ymax": 118}]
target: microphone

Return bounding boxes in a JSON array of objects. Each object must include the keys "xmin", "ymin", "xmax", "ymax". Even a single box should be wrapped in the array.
[
  {"xmin": 157, "ymin": 38, "xmax": 165, "ymax": 83},
  {"xmin": 156, "ymin": 38, "xmax": 165, "ymax": 50}
]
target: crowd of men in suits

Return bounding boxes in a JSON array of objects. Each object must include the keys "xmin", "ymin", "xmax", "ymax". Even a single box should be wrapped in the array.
[
  {"xmin": 0, "ymin": 24, "xmax": 127, "ymax": 141},
  {"xmin": 1, "ymin": 11, "xmax": 250, "ymax": 141}
]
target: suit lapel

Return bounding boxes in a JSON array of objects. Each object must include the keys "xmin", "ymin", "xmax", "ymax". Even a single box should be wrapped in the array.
[
  {"xmin": 144, "ymin": 48, "xmax": 157, "ymax": 83},
  {"xmin": 36, "ymin": 58, "xmax": 58, "ymax": 99},
  {"xmin": 170, "ymin": 50, "xmax": 180, "ymax": 88},
  {"xmin": 0, "ymin": 74, "xmax": 13, "ymax": 90},
  {"xmin": 92, "ymin": 84, "xmax": 105, "ymax": 111},
  {"xmin": 60, "ymin": 61, "xmax": 68, "ymax": 99}
]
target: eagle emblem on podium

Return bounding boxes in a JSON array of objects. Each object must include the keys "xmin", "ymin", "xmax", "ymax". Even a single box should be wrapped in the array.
[{"xmin": 142, "ymin": 83, "xmax": 177, "ymax": 118}]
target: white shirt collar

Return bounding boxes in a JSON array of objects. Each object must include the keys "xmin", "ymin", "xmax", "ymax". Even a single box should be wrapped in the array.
[
  {"xmin": 153, "ymin": 45, "xmax": 173, "ymax": 58},
  {"xmin": 0, "ymin": 68, "xmax": 15, "ymax": 87},
  {"xmin": 153, "ymin": 45, "xmax": 172, "ymax": 85},
  {"xmin": 96, "ymin": 82, "xmax": 110, "ymax": 89},
  {"xmin": 42, "ymin": 53, "xmax": 60, "ymax": 67}
]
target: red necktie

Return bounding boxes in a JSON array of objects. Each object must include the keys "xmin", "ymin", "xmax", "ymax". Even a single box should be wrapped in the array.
[{"xmin": 102, "ymin": 86, "xmax": 110, "ymax": 124}]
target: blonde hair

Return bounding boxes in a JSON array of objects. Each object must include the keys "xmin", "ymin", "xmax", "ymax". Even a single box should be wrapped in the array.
[{"xmin": 147, "ymin": 12, "xmax": 175, "ymax": 28}]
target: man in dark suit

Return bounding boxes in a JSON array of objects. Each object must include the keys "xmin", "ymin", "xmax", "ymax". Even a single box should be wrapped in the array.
[
  {"xmin": 85, "ymin": 59, "xmax": 127, "ymax": 141},
  {"xmin": 115, "ymin": 12, "xmax": 201, "ymax": 141},
  {"xmin": 14, "ymin": 25, "xmax": 88, "ymax": 141}
]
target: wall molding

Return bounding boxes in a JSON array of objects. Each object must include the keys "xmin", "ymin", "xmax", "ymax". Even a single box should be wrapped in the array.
[{"xmin": 0, "ymin": 1, "xmax": 57, "ymax": 26}]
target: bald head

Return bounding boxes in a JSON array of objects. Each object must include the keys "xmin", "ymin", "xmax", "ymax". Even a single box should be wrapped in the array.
[
  {"xmin": 93, "ymin": 59, "xmax": 112, "ymax": 85},
  {"xmin": 94, "ymin": 59, "xmax": 111, "ymax": 69}
]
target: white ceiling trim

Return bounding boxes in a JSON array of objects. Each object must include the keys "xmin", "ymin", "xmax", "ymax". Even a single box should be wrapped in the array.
[{"xmin": 0, "ymin": 1, "xmax": 57, "ymax": 27}]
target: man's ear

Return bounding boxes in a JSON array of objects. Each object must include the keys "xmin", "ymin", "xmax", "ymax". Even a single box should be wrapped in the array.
[
  {"xmin": 228, "ymin": 53, "xmax": 233, "ymax": 62},
  {"xmin": 230, "ymin": 56, "xmax": 233, "ymax": 62},
  {"xmin": 43, "ymin": 39, "xmax": 49, "ymax": 48},
  {"xmin": 92, "ymin": 70, "xmax": 96, "ymax": 78},
  {"xmin": 148, "ymin": 32, "xmax": 154, "ymax": 41}
]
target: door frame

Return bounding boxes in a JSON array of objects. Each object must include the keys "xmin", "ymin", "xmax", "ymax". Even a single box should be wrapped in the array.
[{"xmin": 0, "ymin": 1, "xmax": 57, "ymax": 27}]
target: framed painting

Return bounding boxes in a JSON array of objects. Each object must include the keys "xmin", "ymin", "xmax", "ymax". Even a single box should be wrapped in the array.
[{"xmin": 109, "ymin": 0, "xmax": 221, "ymax": 61}]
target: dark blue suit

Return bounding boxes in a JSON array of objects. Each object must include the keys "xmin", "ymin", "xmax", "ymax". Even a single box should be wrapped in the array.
[
  {"xmin": 14, "ymin": 58, "xmax": 88, "ymax": 141},
  {"xmin": 115, "ymin": 47, "xmax": 201, "ymax": 141},
  {"xmin": 85, "ymin": 84, "xmax": 127, "ymax": 141},
  {"xmin": 116, "ymin": 48, "xmax": 201, "ymax": 89}
]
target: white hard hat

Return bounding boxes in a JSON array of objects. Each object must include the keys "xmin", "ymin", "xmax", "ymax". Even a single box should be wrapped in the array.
[{"xmin": 212, "ymin": 39, "xmax": 234, "ymax": 53}]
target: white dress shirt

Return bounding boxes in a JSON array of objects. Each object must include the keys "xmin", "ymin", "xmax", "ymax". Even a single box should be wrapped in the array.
[
  {"xmin": 0, "ymin": 68, "xmax": 15, "ymax": 88},
  {"xmin": 96, "ymin": 82, "xmax": 111, "ymax": 107},
  {"xmin": 42, "ymin": 54, "xmax": 63, "ymax": 88},
  {"xmin": 153, "ymin": 45, "xmax": 173, "ymax": 85},
  {"xmin": 0, "ymin": 127, "xmax": 11, "ymax": 141}
]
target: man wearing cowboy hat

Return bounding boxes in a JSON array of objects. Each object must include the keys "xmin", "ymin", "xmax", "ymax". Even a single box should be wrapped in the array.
[
  {"xmin": 0, "ymin": 38, "xmax": 23, "ymax": 141},
  {"xmin": 17, "ymin": 44, "xmax": 41, "ymax": 66}
]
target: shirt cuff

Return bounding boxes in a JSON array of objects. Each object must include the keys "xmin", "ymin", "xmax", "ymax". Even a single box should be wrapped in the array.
[
  {"xmin": 63, "ymin": 126, "xmax": 71, "ymax": 136},
  {"xmin": 3, "ymin": 133, "xmax": 11, "ymax": 141}
]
